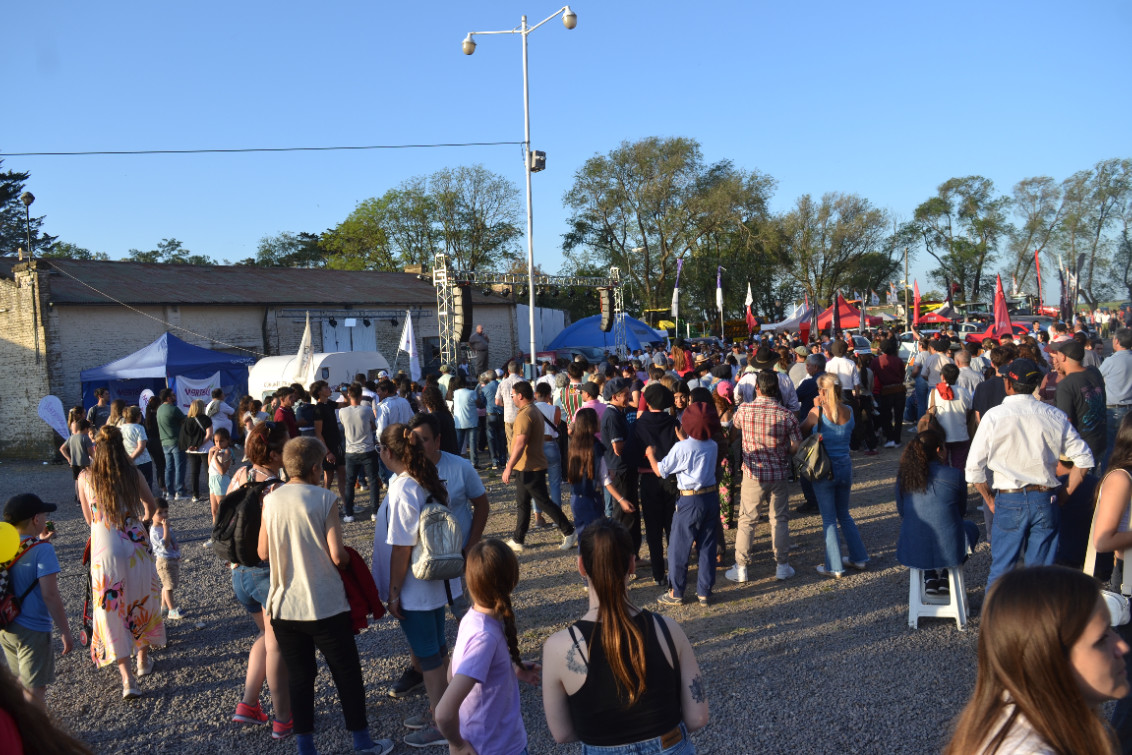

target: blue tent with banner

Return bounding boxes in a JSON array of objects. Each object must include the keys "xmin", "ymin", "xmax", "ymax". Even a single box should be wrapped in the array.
[
  {"xmin": 80, "ymin": 332, "xmax": 255, "ymax": 411},
  {"xmin": 547, "ymin": 314, "xmax": 666, "ymax": 352}
]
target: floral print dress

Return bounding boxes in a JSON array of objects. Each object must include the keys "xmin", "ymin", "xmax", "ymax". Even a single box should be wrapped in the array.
[{"xmin": 84, "ymin": 478, "xmax": 165, "ymax": 668}]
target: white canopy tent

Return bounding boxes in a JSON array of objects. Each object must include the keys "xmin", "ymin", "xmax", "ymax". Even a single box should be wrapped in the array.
[{"xmin": 762, "ymin": 303, "xmax": 811, "ymax": 334}]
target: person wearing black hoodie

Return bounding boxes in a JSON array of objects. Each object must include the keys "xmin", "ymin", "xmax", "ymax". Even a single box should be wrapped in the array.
[{"xmin": 633, "ymin": 384, "xmax": 684, "ymax": 586}]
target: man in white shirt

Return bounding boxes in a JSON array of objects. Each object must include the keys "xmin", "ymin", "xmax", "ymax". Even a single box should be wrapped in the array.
[
  {"xmin": 824, "ymin": 340, "xmax": 860, "ymax": 396},
  {"xmin": 495, "ymin": 361, "xmax": 524, "ymax": 452},
  {"xmin": 374, "ymin": 378, "xmax": 414, "ymax": 486},
  {"xmin": 965, "ymin": 358, "xmax": 1094, "ymax": 590}
]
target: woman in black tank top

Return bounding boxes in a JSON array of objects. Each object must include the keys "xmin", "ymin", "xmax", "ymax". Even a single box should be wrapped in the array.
[{"xmin": 541, "ymin": 520, "xmax": 709, "ymax": 752}]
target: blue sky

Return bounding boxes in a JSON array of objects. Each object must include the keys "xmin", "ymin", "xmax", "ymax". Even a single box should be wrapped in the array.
[{"xmin": 5, "ymin": 1, "xmax": 1130, "ymax": 300}]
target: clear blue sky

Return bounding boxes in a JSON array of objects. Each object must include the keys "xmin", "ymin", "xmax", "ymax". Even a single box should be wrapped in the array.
[{"xmin": 5, "ymin": 1, "xmax": 1130, "ymax": 301}]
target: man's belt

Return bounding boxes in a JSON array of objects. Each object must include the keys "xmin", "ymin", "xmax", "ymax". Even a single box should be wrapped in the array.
[
  {"xmin": 680, "ymin": 485, "xmax": 717, "ymax": 496},
  {"xmin": 996, "ymin": 484, "xmax": 1053, "ymax": 494}
]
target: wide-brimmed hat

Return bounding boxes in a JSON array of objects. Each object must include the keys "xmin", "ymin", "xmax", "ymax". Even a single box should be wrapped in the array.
[{"xmin": 750, "ymin": 346, "xmax": 777, "ymax": 370}]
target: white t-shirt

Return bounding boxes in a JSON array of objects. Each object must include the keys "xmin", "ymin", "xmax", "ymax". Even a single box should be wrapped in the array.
[
  {"xmin": 119, "ymin": 422, "xmax": 152, "ymax": 465},
  {"xmin": 436, "ymin": 451, "xmax": 486, "ymax": 548},
  {"xmin": 372, "ymin": 473, "xmax": 463, "ymax": 611}
]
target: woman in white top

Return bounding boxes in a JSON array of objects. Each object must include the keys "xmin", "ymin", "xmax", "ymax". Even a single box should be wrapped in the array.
[
  {"xmin": 119, "ymin": 406, "xmax": 154, "ymax": 490},
  {"xmin": 258, "ymin": 435, "xmax": 392, "ymax": 755},
  {"xmin": 944, "ymin": 565, "xmax": 1127, "ymax": 755},
  {"xmin": 928, "ymin": 363, "xmax": 972, "ymax": 470}
]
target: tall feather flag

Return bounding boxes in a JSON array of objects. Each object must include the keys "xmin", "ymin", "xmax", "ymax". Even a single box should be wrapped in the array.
[
  {"xmin": 1034, "ymin": 250, "xmax": 1043, "ymax": 312},
  {"xmin": 913, "ymin": 280, "xmax": 921, "ymax": 327},
  {"xmin": 831, "ymin": 290, "xmax": 842, "ymax": 335},
  {"xmin": 292, "ymin": 311, "xmax": 314, "ymax": 383},
  {"xmin": 807, "ymin": 292, "xmax": 819, "ymax": 341},
  {"xmin": 993, "ymin": 274, "xmax": 1013, "ymax": 337},
  {"xmin": 397, "ymin": 309, "xmax": 421, "ymax": 382},
  {"xmin": 744, "ymin": 282, "xmax": 757, "ymax": 334},
  {"xmin": 670, "ymin": 258, "xmax": 683, "ymax": 318},
  {"xmin": 715, "ymin": 266, "xmax": 724, "ymax": 313},
  {"xmin": 871, "ymin": 289, "xmax": 880, "ymax": 306},
  {"xmin": 859, "ymin": 288, "xmax": 867, "ymax": 332}
]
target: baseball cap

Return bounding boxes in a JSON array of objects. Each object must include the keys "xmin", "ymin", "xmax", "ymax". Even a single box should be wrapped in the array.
[
  {"xmin": 4, "ymin": 493, "xmax": 57, "ymax": 524},
  {"xmin": 793, "ymin": 346, "xmax": 809, "ymax": 358},
  {"xmin": 1052, "ymin": 339, "xmax": 1085, "ymax": 362},
  {"xmin": 716, "ymin": 380, "xmax": 734, "ymax": 404},
  {"xmin": 1005, "ymin": 358, "xmax": 1042, "ymax": 385},
  {"xmin": 602, "ymin": 377, "xmax": 632, "ymax": 401},
  {"xmin": 643, "ymin": 383, "xmax": 674, "ymax": 410}
]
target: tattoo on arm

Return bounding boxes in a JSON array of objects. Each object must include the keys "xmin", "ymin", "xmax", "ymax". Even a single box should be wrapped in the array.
[
  {"xmin": 689, "ymin": 674, "xmax": 706, "ymax": 703},
  {"xmin": 566, "ymin": 645, "xmax": 587, "ymax": 675}
]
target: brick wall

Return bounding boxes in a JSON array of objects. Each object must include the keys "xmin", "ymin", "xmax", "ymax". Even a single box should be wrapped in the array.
[{"xmin": 0, "ymin": 263, "xmax": 53, "ymax": 456}]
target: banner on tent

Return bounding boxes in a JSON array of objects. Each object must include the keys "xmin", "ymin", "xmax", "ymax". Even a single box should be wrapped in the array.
[
  {"xmin": 176, "ymin": 372, "xmax": 220, "ymax": 412},
  {"xmin": 37, "ymin": 396, "xmax": 69, "ymax": 439}
]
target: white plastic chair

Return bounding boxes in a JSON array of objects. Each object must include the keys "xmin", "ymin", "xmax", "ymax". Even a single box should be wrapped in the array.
[{"xmin": 908, "ymin": 566, "xmax": 968, "ymax": 631}]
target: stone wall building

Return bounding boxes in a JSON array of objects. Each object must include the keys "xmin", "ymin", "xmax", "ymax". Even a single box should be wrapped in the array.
[{"xmin": 0, "ymin": 258, "xmax": 520, "ymax": 456}]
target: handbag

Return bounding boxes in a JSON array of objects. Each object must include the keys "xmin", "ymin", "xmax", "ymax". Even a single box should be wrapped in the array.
[
  {"xmin": 917, "ymin": 391, "xmax": 945, "ymax": 437},
  {"xmin": 793, "ymin": 406, "xmax": 833, "ymax": 481}
]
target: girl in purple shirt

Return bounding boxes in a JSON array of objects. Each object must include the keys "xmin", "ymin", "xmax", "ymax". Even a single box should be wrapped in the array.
[{"xmin": 435, "ymin": 539, "xmax": 538, "ymax": 755}]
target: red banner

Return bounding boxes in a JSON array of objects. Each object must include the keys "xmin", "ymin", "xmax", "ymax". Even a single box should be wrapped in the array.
[
  {"xmin": 913, "ymin": 280, "xmax": 921, "ymax": 326},
  {"xmin": 1034, "ymin": 250, "xmax": 1043, "ymax": 312},
  {"xmin": 993, "ymin": 274, "xmax": 1014, "ymax": 337}
]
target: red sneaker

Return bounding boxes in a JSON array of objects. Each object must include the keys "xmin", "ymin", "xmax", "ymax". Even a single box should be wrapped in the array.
[
  {"xmin": 232, "ymin": 702, "xmax": 268, "ymax": 725},
  {"xmin": 272, "ymin": 718, "xmax": 294, "ymax": 740}
]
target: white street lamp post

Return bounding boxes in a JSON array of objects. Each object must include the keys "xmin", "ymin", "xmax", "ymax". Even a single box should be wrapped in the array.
[{"xmin": 463, "ymin": 6, "xmax": 576, "ymax": 374}]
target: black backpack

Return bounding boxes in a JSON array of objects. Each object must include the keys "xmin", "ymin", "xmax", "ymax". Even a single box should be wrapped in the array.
[{"xmin": 212, "ymin": 471, "xmax": 278, "ymax": 567}]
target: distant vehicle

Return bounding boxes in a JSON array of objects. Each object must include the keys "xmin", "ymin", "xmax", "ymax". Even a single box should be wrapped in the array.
[
  {"xmin": 1012, "ymin": 315, "xmax": 1054, "ymax": 332},
  {"xmin": 684, "ymin": 336, "xmax": 727, "ymax": 351},
  {"xmin": 249, "ymin": 351, "xmax": 390, "ymax": 399},
  {"xmin": 897, "ymin": 330, "xmax": 940, "ymax": 360},
  {"xmin": 850, "ymin": 335, "xmax": 874, "ymax": 355}
]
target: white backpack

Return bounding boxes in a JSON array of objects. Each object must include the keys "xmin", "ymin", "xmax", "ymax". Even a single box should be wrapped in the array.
[{"xmin": 410, "ymin": 496, "xmax": 464, "ymax": 582}]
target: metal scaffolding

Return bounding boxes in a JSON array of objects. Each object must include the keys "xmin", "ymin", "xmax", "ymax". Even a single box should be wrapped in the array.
[{"xmin": 431, "ymin": 253, "xmax": 626, "ymax": 366}]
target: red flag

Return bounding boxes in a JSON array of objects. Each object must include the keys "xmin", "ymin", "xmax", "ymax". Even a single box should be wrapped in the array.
[
  {"xmin": 993, "ymin": 274, "xmax": 1013, "ymax": 337},
  {"xmin": 913, "ymin": 280, "xmax": 921, "ymax": 326},
  {"xmin": 745, "ymin": 306, "xmax": 757, "ymax": 335},
  {"xmin": 1034, "ymin": 250, "xmax": 1043, "ymax": 312}
]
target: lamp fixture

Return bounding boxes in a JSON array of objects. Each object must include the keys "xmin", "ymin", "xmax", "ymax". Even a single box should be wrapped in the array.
[
  {"xmin": 501, "ymin": 288, "xmax": 511, "ymax": 297},
  {"xmin": 390, "ymin": 318, "xmax": 399, "ymax": 328},
  {"xmin": 328, "ymin": 317, "xmax": 338, "ymax": 327},
  {"xmin": 363, "ymin": 318, "xmax": 372, "ymax": 327}
]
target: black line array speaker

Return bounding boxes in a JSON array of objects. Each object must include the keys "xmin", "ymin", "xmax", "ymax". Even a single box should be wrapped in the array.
[
  {"xmin": 454, "ymin": 285, "xmax": 473, "ymax": 342},
  {"xmin": 599, "ymin": 288, "xmax": 613, "ymax": 332}
]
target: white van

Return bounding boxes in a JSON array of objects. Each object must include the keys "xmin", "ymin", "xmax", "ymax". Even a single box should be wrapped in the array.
[{"xmin": 248, "ymin": 351, "xmax": 391, "ymax": 399}]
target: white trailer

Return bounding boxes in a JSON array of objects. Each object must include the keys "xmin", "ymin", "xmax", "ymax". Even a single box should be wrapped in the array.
[{"xmin": 248, "ymin": 351, "xmax": 391, "ymax": 399}]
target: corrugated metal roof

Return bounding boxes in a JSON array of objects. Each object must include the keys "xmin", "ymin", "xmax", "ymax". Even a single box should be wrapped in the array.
[{"xmin": 0, "ymin": 258, "xmax": 505, "ymax": 307}]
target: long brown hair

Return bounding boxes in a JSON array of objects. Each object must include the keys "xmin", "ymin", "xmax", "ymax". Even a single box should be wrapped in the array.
[
  {"xmin": 671, "ymin": 344, "xmax": 688, "ymax": 373},
  {"xmin": 944, "ymin": 566, "xmax": 1118, "ymax": 755},
  {"xmin": 107, "ymin": 399, "xmax": 127, "ymax": 426},
  {"xmin": 897, "ymin": 431, "xmax": 944, "ymax": 495},
  {"xmin": 380, "ymin": 423, "xmax": 448, "ymax": 505},
  {"xmin": 89, "ymin": 425, "xmax": 146, "ymax": 530},
  {"xmin": 566, "ymin": 408, "xmax": 600, "ymax": 483},
  {"xmin": 816, "ymin": 374, "xmax": 843, "ymax": 419},
  {"xmin": 464, "ymin": 539, "xmax": 522, "ymax": 668},
  {"xmin": 580, "ymin": 519, "xmax": 647, "ymax": 706},
  {"xmin": 0, "ymin": 663, "xmax": 93, "ymax": 754}
]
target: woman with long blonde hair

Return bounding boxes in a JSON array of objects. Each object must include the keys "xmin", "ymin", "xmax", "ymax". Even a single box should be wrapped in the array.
[
  {"xmin": 183, "ymin": 399, "xmax": 214, "ymax": 504},
  {"xmin": 77, "ymin": 425, "xmax": 163, "ymax": 699},
  {"xmin": 542, "ymin": 519, "xmax": 708, "ymax": 752},
  {"xmin": 800, "ymin": 374, "xmax": 869, "ymax": 578},
  {"xmin": 945, "ymin": 566, "xmax": 1127, "ymax": 755}
]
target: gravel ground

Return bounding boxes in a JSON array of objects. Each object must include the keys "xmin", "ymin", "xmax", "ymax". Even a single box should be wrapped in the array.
[{"xmin": 0, "ymin": 445, "xmax": 988, "ymax": 754}]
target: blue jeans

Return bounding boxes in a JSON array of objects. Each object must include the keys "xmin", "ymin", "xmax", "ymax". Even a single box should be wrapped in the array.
[
  {"xmin": 1104, "ymin": 406, "xmax": 1132, "ymax": 473},
  {"xmin": 486, "ymin": 414, "xmax": 506, "ymax": 467},
  {"xmin": 986, "ymin": 488, "xmax": 1060, "ymax": 590},
  {"xmin": 811, "ymin": 457, "xmax": 868, "ymax": 572},
  {"xmin": 913, "ymin": 376, "xmax": 929, "ymax": 421},
  {"xmin": 344, "ymin": 451, "xmax": 379, "ymax": 516},
  {"xmin": 581, "ymin": 723, "xmax": 694, "ymax": 755},
  {"xmin": 455, "ymin": 428, "xmax": 477, "ymax": 467},
  {"xmin": 544, "ymin": 440, "xmax": 563, "ymax": 508},
  {"xmin": 667, "ymin": 492, "xmax": 719, "ymax": 599},
  {"xmin": 163, "ymin": 444, "xmax": 187, "ymax": 497}
]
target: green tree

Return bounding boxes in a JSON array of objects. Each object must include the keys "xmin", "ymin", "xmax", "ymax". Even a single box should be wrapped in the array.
[
  {"xmin": 254, "ymin": 231, "xmax": 327, "ymax": 267},
  {"xmin": 41, "ymin": 241, "xmax": 110, "ymax": 261},
  {"xmin": 901, "ymin": 176, "xmax": 1010, "ymax": 301},
  {"xmin": 1056, "ymin": 158, "xmax": 1131, "ymax": 305},
  {"xmin": 563, "ymin": 136, "xmax": 775, "ymax": 313},
  {"xmin": 778, "ymin": 193, "xmax": 892, "ymax": 308},
  {"xmin": 126, "ymin": 238, "xmax": 217, "ymax": 265},
  {"xmin": 1007, "ymin": 176, "xmax": 1066, "ymax": 292},
  {"xmin": 0, "ymin": 160, "xmax": 56, "ymax": 256}
]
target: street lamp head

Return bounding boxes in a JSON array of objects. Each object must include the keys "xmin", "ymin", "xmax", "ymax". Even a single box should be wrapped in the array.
[
  {"xmin": 20, "ymin": 192, "xmax": 34, "ymax": 208},
  {"xmin": 562, "ymin": 6, "xmax": 577, "ymax": 29},
  {"xmin": 462, "ymin": 34, "xmax": 476, "ymax": 55}
]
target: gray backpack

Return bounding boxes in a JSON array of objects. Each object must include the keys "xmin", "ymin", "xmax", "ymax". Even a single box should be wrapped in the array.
[{"xmin": 410, "ymin": 496, "xmax": 464, "ymax": 582}]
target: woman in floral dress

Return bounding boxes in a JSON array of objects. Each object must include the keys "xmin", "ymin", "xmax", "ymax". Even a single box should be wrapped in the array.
[{"xmin": 78, "ymin": 425, "xmax": 164, "ymax": 699}]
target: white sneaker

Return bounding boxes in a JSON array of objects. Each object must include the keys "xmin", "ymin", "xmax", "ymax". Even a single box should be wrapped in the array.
[
  {"xmin": 202, "ymin": 539, "xmax": 213, "ymax": 548},
  {"xmin": 775, "ymin": 563, "xmax": 796, "ymax": 580},
  {"xmin": 505, "ymin": 538, "xmax": 524, "ymax": 553},
  {"xmin": 342, "ymin": 515, "xmax": 355, "ymax": 524},
  {"xmin": 725, "ymin": 564, "xmax": 748, "ymax": 583},
  {"xmin": 884, "ymin": 440, "xmax": 897, "ymax": 448},
  {"xmin": 371, "ymin": 512, "xmax": 377, "ymax": 522},
  {"xmin": 560, "ymin": 532, "xmax": 578, "ymax": 550},
  {"xmin": 166, "ymin": 608, "xmax": 183, "ymax": 620}
]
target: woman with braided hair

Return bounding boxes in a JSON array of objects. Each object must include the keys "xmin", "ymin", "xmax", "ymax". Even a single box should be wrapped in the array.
[
  {"xmin": 372, "ymin": 423, "xmax": 461, "ymax": 748},
  {"xmin": 77, "ymin": 425, "xmax": 164, "ymax": 699},
  {"xmin": 435, "ymin": 539, "xmax": 538, "ymax": 755}
]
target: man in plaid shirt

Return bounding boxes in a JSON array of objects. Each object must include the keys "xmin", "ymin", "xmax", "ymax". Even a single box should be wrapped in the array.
[
  {"xmin": 727, "ymin": 371, "xmax": 803, "ymax": 583},
  {"xmin": 559, "ymin": 361, "xmax": 588, "ymax": 432}
]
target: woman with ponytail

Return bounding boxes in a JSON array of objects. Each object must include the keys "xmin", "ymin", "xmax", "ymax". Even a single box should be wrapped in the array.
[
  {"xmin": 895, "ymin": 431, "xmax": 980, "ymax": 596},
  {"xmin": 541, "ymin": 519, "xmax": 708, "ymax": 753},
  {"xmin": 435, "ymin": 539, "xmax": 538, "ymax": 755},
  {"xmin": 372, "ymin": 423, "xmax": 459, "ymax": 748},
  {"xmin": 77, "ymin": 425, "xmax": 164, "ymax": 699}
]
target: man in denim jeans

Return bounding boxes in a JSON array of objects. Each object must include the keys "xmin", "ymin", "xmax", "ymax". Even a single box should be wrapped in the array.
[
  {"xmin": 965, "ymin": 358, "xmax": 1095, "ymax": 591},
  {"xmin": 1101, "ymin": 327, "xmax": 1132, "ymax": 472}
]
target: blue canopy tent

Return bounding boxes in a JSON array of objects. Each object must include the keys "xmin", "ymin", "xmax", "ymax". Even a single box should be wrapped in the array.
[
  {"xmin": 80, "ymin": 332, "xmax": 255, "ymax": 410},
  {"xmin": 547, "ymin": 314, "xmax": 666, "ymax": 352}
]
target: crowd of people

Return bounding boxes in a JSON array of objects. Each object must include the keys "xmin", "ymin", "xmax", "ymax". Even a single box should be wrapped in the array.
[{"xmin": 4, "ymin": 311, "xmax": 1132, "ymax": 753}]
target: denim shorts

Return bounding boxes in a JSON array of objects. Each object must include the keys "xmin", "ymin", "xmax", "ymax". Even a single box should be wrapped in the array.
[
  {"xmin": 209, "ymin": 473, "xmax": 231, "ymax": 497},
  {"xmin": 232, "ymin": 564, "xmax": 271, "ymax": 613},
  {"xmin": 397, "ymin": 606, "xmax": 448, "ymax": 670},
  {"xmin": 581, "ymin": 723, "xmax": 694, "ymax": 755}
]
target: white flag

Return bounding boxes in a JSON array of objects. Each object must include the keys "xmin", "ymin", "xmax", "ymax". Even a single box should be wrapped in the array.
[
  {"xmin": 37, "ymin": 395, "xmax": 69, "ymax": 439},
  {"xmin": 292, "ymin": 311, "xmax": 314, "ymax": 383},
  {"xmin": 744, "ymin": 282, "xmax": 754, "ymax": 308},
  {"xmin": 398, "ymin": 310, "xmax": 421, "ymax": 382},
  {"xmin": 670, "ymin": 287, "xmax": 679, "ymax": 318}
]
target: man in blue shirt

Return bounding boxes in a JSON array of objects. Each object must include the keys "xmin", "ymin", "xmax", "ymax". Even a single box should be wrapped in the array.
[
  {"xmin": 601, "ymin": 378, "xmax": 642, "ymax": 554},
  {"xmin": 1101, "ymin": 327, "xmax": 1132, "ymax": 472},
  {"xmin": 645, "ymin": 402, "xmax": 719, "ymax": 608},
  {"xmin": 478, "ymin": 372, "xmax": 506, "ymax": 470},
  {"xmin": 0, "ymin": 494, "xmax": 73, "ymax": 710}
]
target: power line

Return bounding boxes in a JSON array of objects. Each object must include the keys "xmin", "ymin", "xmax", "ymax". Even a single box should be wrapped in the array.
[{"xmin": 0, "ymin": 141, "xmax": 525, "ymax": 158}]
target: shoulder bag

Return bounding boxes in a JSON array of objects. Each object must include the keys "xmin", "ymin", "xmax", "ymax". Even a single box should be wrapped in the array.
[{"xmin": 793, "ymin": 406, "xmax": 833, "ymax": 481}]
